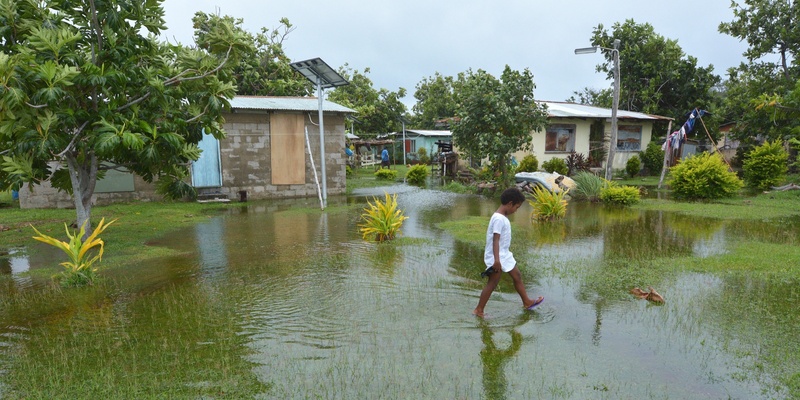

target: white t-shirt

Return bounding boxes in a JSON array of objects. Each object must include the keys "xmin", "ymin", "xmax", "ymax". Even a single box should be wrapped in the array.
[{"xmin": 484, "ymin": 212, "xmax": 515, "ymax": 272}]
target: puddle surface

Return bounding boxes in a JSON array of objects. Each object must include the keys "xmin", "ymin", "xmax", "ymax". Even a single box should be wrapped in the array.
[{"xmin": 1, "ymin": 185, "xmax": 798, "ymax": 398}]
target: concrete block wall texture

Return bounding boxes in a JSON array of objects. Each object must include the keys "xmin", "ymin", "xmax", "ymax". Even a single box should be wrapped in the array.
[{"xmin": 19, "ymin": 110, "xmax": 349, "ymax": 209}]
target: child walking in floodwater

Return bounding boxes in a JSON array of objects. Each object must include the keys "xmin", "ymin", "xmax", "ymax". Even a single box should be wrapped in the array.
[{"xmin": 473, "ymin": 187, "xmax": 544, "ymax": 317}]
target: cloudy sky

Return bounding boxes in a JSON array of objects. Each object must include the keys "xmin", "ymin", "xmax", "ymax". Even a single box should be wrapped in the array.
[{"xmin": 160, "ymin": 0, "xmax": 753, "ymax": 109}]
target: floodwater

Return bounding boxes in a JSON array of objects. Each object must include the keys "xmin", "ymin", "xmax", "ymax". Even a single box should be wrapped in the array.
[{"xmin": 1, "ymin": 185, "xmax": 799, "ymax": 399}]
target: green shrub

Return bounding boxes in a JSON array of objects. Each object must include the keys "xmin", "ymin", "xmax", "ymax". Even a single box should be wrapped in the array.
[
  {"xmin": 516, "ymin": 154, "xmax": 539, "ymax": 173},
  {"xmin": 571, "ymin": 171, "xmax": 604, "ymax": 202},
  {"xmin": 599, "ymin": 184, "xmax": 640, "ymax": 205},
  {"xmin": 641, "ymin": 141, "xmax": 665, "ymax": 176},
  {"xmin": 441, "ymin": 181, "xmax": 474, "ymax": 194},
  {"xmin": 743, "ymin": 140, "xmax": 788, "ymax": 191},
  {"xmin": 406, "ymin": 164, "xmax": 429, "ymax": 186},
  {"xmin": 471, "ymin": 165, "xmax": 495, "ymax": 182},
  {"xmin": 669, "ymin": 152, "xmax": 743, "ymax": 200},
  {"xmin": 374, "ymin": 168, "xmax": 398, "ymax": 180},
  {"xmin": 541, "ymin": 158, "xmax": 568, "ymax": 175},
  {"xmin": 790, "ymin": 138, "xmax": 800, "ymax": 171},
  {"xmin": 346, "ymin": 165, "xmax": 354, "ymax": 176},
  {"xmin": 625, "ymin": 155, "xmax": 641, "ymax": 178},
  {"xmin": 417, "ymin": 147, "xmax": 430, "ymax": 165},
  {"xmin": 528, "ymin": 186, "xmax": 568, "ymax": 220}
]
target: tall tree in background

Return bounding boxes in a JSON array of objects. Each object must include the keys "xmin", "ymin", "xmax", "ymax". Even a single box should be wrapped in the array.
[
  {"xmin": 590, "ymin": 20, "xmax": 721, "ymax": 131},
  {"xmin": 567, "ymin": 87, "xmax": 613, "ymax": 108},
  {"xmin": 0, "ymin": 0, "xmax": 249, "ymax": 233},
  {"xmin": 718, "ymin": 0, "xmax": 799, "ymax": 143},
  {"xmin": 327, "ymin": 65, "xmax": 407, "ymax": 137},
  {"xmin": 191, "ymin": 13, "xmax": 311, "ymax": 96},
  {"xmin": 412, "ymin": 72, "xmax": 460, "ymax": 129},
  {"xmin": 452, "ymin": 66, "xmax": 548, "ymax": 187}
]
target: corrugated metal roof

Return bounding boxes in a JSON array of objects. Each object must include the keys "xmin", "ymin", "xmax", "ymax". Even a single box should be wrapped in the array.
[
  {"xmin": 540, "ymin": 101, "xmax": 672, "ymax": 121},
  {"xmin": 229, "ymin": 96, "xmax": 355, "ymax": 113},
  {"xmin": 406, "ymin": 129, "xmax": 452, "ymax": 137}
]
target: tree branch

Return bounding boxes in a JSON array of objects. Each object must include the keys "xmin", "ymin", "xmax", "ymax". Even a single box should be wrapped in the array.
[
  {"xmin": 56, "ymin": 121, "xmax": 91, "ymax": 157},
  {"xmin": 117, "ymin": 45, "xmax": 234, "ymax": 113}
]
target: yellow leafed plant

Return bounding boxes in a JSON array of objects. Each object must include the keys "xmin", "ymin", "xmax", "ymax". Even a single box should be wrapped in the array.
[
  {"xmin": 31, "ymin": 217, "xmax": 117, "ymax": 286},
  {"xmin": 528, "ymin": 186, "xmax": 568, "ymax": 220},
  {"xmin": 358, "ymin": 192, "xmax": 408, "ymax": 242}
]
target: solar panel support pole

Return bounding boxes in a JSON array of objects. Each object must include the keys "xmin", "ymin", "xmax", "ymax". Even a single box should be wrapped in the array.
[{"xmin": 317, "ymin": 76, "xmax": 327, "ymax": 205}]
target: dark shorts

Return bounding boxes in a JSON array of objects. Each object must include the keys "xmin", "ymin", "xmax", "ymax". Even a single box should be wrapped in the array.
[{"xmin": 381, "ymin": 160, "xmax": 390, "ymax": 167}]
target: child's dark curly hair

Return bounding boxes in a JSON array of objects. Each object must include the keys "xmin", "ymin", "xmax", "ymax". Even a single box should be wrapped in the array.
[{"xmin": 499, "ymin": 187, "xmax": 526, "ymax": 205}]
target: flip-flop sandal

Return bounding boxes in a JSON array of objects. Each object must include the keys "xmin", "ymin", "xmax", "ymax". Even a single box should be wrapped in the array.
[{"xmin": 526, "ymin": 297, "xmax": 544, "ymax": 310}]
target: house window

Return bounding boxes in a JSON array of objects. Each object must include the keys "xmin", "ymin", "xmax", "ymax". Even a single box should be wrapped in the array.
[
  {"xmin": 545, "ymin": 124, "xmax": 575, "ymax": 153},
  {"xmin": 616, "ymin": 125, "xmax": 642, "ymax": 151}
]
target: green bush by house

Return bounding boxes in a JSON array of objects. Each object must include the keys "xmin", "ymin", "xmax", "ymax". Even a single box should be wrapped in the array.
[
  {"xmin": 599, "ymin": 184, "xmax": 640, "ymax": 205},
  {"xmin": 625, "ymin": 155, "xmax": 641, "ymax": 178},
  {"xmin": 406, "ymin": 164, "xmax": 429, "ymax": 186},
  {"xmin": 743, "ymin": 140, "xmax": 788, "ymax": 191},
  {"xmin": 541, "ymin": 158, "xmax": 568, "ymax": 176},
  {"xmin": 515, "ymin": 154, "xmax": 539, "ymax": 173},
  {"xmin": 669, "ymin": 152, "xmax": 743, "ymax": 200},
  {"xmin": 641, "ymin": 141, "xmax": 665, "ymax": 176},
  {"xmin": 374, "ymin": 169, "xmax": 398, "ymax": 180}
]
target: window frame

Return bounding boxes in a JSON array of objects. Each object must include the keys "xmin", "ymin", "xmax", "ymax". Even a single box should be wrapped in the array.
[
  {"xmin": 545, "ymin": 124, "xmax": 576, "ymax": 153},
  {"xmin": 616, "ymin": 125, "xmax": 642, "ymax": 152}
]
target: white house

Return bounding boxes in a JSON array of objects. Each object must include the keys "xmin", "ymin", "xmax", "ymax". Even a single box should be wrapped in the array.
[{"xmin": 510, "ymin": 101, "xmax": 672, "ymax": 172}]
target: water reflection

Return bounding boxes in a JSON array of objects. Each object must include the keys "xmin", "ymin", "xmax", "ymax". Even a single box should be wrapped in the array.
[
  {"xmin": 194, "ymin": 217, "xmax": 228, "ymax": 277},
  {"xmin": 0, "ymin": 248, "xmax": 29, "ymax": 274},
  {"xmin": 478, "ymin": 317, "xmax": 524, "ymax": 400}
]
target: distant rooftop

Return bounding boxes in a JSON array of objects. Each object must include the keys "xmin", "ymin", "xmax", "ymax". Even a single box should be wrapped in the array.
[
  {"xmin": 405, "ymin": 129, "xmax": 452, "ymax": 137},
  {"xmin": 229, "ymin": 96, "xmax": 355, "ymax": 113},
  {"xmin": 540, "ymin": 101, "xmax": 672, "ymax": 121}
]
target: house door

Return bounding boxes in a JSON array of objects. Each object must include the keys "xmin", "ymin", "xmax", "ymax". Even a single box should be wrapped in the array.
[{"xmin": 192, "ymin": 129, "xmax": 222, "ymax": 188}]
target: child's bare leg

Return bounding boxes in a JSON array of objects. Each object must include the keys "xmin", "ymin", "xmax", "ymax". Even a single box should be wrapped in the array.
[
  {"xmin": 508, "ymin": 267, "xmax": 542, "ymax": 308},
  {"xmin": 473, "ymin": 270, "xmax": 502, "ymax": 317}
]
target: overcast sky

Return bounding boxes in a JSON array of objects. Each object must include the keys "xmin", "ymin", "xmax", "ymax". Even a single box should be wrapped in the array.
[{"xmin": 160, "ymin": 0, "xmax": 752, "ymax": 110}]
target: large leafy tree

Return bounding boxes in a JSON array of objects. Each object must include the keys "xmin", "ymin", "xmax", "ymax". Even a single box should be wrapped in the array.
[
  {"xmin": 452, "ymin": 66, "xmax": 548, "ymax": 186},
  {"xmin": 718, "ymin": 0, "xmax": 799, "ymax": 142},
  {"xmin": 411, "ymin": 72, "xmax": 460, "ymax": 129},
  {"xmin": 719, "ymin": 0, "xmax": 799, "ymax": 80},
  {"xmin": 327, "ymin": 65, "xmax": 407, "ymax": 137},
  {"xmin": 191, "ymin": 13, "xmax": 311, "ymax": 96},
  {"xmin": 0, "ymin": 0, "xmax": 250, "ymax": 233},
  {"xmin": 589, "ymin": 20, "xmax": 721, "ymax": 129}
]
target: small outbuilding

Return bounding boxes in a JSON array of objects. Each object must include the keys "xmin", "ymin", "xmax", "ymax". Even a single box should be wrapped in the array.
[{"xmin": 18, "ymin": 95, "xmax": 355, "ymax": 208}]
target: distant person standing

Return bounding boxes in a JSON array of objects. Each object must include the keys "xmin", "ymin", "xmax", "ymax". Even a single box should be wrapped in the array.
[{"xmin": 381, "ymin": 147, "xmax": 390, "ymax": 169}]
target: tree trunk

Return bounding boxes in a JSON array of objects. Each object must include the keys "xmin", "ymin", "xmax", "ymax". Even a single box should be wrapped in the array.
[{"xmin": 65, "ymin": 151, "xmax": 99, "ymax": 237}]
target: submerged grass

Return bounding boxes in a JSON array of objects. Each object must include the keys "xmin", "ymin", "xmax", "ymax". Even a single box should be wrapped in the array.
[
  {"xmin": 0, "ymin": 282, "xmax": 269, "ymax": 399},
  {"xmin": 634, "ymin": 189, "xmax": 800, "ymax": 220}
]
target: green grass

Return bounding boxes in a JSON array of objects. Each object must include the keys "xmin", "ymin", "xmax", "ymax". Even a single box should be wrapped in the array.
[
  {"xmin": 634, "ymin": 189, "xmax": 800, "ymax": 219},
  {"xmin": 0, "ymin": 190, "xmax": 17, "ymax": 208},
  {"xmin": 0, "ymin": 201, "xmax": 236, "ymax": 262},
  {"xmin": 346, "ymin": 164, "xmax": 411, "ymax": 193}
]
